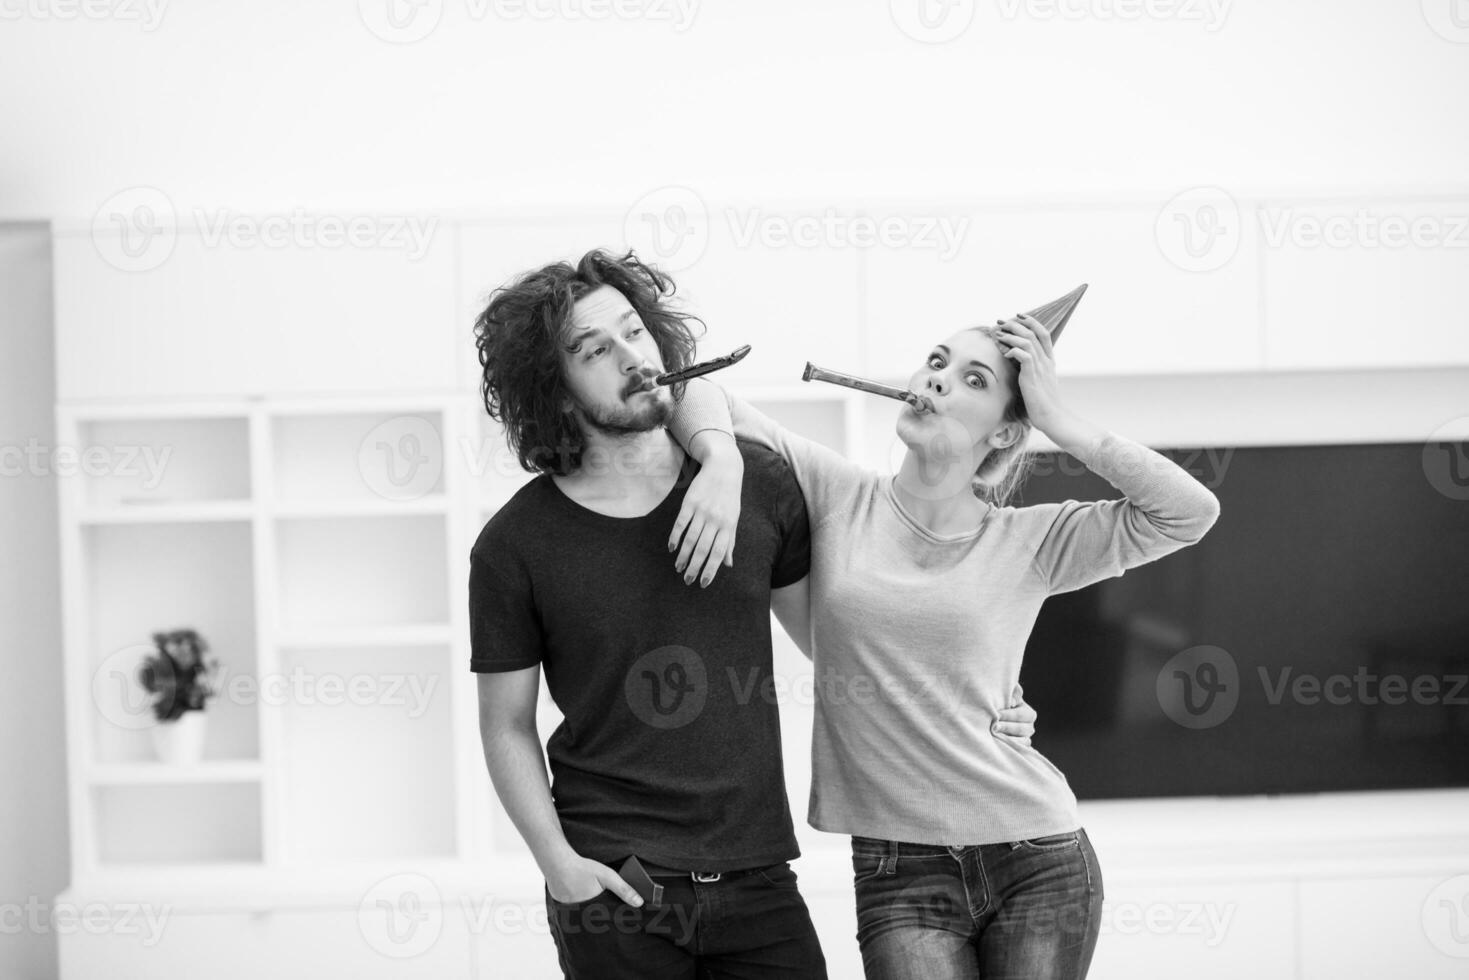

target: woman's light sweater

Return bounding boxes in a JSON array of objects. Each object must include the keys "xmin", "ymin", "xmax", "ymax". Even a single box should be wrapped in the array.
[{"xmin": 713, "ymin": 387, "xmax": 1221, "ymax": 845}]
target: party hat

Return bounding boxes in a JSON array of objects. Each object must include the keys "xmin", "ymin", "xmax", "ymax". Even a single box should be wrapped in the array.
[{"xmin": 1021, "ymin": 284, "xmax": 1088, "ymax": 342}]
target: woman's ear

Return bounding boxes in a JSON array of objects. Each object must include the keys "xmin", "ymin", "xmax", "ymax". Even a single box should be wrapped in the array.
[{"xmin": 989, "ymin": 421, "xmax": 1025, "ymax": 451}]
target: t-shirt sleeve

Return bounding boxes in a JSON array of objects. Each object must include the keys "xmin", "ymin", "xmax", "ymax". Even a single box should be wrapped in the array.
[
  {"xmin": 727, "ymin": 389, "xmax": 866, "ymax": 530},
  {"xmin": 1030, "ymin": 431, "xmax": 1221, "ymax": 595},
  {"xmin": 765, "ymin": 450, "xmax": 812, "ymax": 588},
  {"xmin": 468, "ymin": 542, "xmax": 545, "ymax": 673}
]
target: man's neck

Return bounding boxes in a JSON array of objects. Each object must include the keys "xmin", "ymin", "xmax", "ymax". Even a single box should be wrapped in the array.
[{"xmin": 553, "ymin": 428, "xmax": 688, "ymax": 517}]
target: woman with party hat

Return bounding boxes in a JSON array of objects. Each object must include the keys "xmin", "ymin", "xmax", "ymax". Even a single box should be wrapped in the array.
[{"xmin": 668, "ymin": 286, "xmax": 1220, "ymax": 979}]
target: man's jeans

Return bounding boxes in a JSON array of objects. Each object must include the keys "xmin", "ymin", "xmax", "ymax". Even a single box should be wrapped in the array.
[
  {"xmin": 851, "ymin": 828, "xmax": 1103, "ymax": 980},
  {"xmin": 545, "ymin": 861, "xmax": 828, "ymax": 979}
]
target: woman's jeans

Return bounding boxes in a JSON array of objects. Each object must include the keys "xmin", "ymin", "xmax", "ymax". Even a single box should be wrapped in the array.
[{"xmin": 851, "ymin": 828, "xmax": 1103, "ymax": 980}]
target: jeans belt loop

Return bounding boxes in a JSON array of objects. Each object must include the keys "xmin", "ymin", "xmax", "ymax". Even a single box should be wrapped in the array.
[{"xmin": 880, "ymin": 839, "xmax": 899, "ymax": 876}]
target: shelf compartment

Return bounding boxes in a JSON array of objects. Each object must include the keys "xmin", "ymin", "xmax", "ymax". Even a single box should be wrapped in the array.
[
  {"xmin": 94, "ymin": 782, "xmax": 262, "ymax": 865},
  {"xmin": 276, "ymin": 645, "xmax": 456, "ymax": 863},
  {"xmin": 77, "ymin": 416, "xmax": 252, "ymax": 509},
  {"xmin": 273, "ymin": 514, "xmax": 449, "ymax": 633},
  {"xmin": 272, "ymin": 411, "xmax": 447, "ymax": 504},
  {"xmin": 84, "ymin": 521, "xmax": 259, "ymax": 766}
]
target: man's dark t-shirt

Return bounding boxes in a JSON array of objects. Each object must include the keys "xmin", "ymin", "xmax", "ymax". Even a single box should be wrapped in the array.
[{"xmin": 469, "ymin": 439, "xmax": 811, "ymax": 872}]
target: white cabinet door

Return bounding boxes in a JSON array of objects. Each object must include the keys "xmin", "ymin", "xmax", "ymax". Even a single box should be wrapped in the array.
[
  {"xmin": 1261, "ymin": 199, "xmax": 1469, "ymax": 370},
  {"xmin": 55, "ymin": 220, "xmax": 458, "ymax": 400},
  {"xmin": 1300, "ymin": 873, "xmax": 1469, "ymax": 979},
  {"xmin": 1086, "ymin": 880, "xmax": 1296, "ymax": 980},
  {"xmin": 864, "ymin": 204, "xmax": 1264, "ymax": 380}
]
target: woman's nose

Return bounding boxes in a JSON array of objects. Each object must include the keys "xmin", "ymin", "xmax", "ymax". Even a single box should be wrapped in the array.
[{"xmin": 926, "ymin": 374, "xmax": 947, "ymax": 396}]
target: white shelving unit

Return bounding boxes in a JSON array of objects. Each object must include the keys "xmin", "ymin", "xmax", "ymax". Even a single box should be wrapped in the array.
[{"xmin": 55, "ymin": 388, "xmax": 856, "ymax": 892}]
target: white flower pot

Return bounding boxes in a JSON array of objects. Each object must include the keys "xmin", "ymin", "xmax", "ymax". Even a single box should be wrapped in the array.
[{"xmin": 151, "ymin": 711, "xmax": 208, "ymax": 765}]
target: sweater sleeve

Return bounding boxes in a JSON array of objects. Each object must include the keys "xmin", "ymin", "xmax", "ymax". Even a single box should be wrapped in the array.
[
  {"xmin": 723, "ymin": 389, "xmax": 868, "ymax": 530},
  {"xmin": 1031, "ymin": 431, "xmax": 1221, "ymax": 595},
  {"xmin": 666, "ymin": 377, "xmax": 735, "ymax": 447}
]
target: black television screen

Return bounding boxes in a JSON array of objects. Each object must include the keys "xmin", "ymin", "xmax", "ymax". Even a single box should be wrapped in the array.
[{"xmin": 1016, "ymin": 441, "xmax": 1469, "ymax": 799}]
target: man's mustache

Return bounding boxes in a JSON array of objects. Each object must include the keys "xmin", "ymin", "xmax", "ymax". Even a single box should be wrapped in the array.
[{"xmin": 624, "ymin": 372, "xmax": 659, "ymax": 397}]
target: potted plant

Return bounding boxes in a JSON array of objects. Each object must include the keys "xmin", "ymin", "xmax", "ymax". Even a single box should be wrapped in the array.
[{"xmin": 138, "ymin": 629, "xmax": 221, "ymax": 764}]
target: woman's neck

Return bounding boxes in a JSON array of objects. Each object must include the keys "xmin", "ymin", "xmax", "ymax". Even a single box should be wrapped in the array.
[{"xmin": 893, "ymin": 452, "xmax": 990, "ymax": 536}]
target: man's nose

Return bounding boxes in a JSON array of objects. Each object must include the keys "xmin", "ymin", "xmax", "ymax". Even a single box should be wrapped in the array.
[{"xmin": 618, "ymin": 341, "xmax": 649, "ymax": 374}]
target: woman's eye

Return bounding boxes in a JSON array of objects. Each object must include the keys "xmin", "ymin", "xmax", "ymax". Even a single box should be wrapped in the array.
[
  {"xmin": 628, "ymin": 327, "xmax": 644, "ymax": 338},
  {"xmin": 965, "ymin": 373, "xmax": 987, "ymax": 389},
  {"xmin": 927, "ymin": 355, "xmax": 945, "ymax": 369}
]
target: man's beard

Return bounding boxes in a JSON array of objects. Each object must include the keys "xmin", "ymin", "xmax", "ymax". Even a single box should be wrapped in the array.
[{"xmin": 577, "ymin": 389, "xmax": 674, "ymax": 437}]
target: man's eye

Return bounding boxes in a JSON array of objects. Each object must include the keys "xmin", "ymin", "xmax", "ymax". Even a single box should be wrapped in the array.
[
  {"xmin": 628, "ymin": 327, "xmax": 644, "ymax": 338},
  {"xmin": 587, "ymin": 346, "xmax": 606, "ymax": 360}
]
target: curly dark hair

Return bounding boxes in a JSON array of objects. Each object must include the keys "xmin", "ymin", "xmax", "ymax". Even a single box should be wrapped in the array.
[{"xmin": 473, "ymin": 249, "xmax": 704, "ymax": 476}]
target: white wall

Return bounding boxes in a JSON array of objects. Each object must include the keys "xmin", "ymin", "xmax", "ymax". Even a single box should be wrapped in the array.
[
  {"xmin": 0, "ymin": 223, "xmax": 70, "ymax": 980},
  {"xmin": 1, "ymin": 1, "xmax": 1468, "ymax": 218}
]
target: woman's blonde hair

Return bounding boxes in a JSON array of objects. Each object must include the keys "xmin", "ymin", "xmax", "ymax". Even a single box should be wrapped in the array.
[{"xmin": 967, "ymin": 324, "xmax": 1034, "ymax": 507}]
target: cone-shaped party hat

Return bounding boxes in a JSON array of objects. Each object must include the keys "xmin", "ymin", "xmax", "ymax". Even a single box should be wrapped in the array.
[{"xmin": 1020, "ymin": 283, "xmax": 1088, "ymax": 342}]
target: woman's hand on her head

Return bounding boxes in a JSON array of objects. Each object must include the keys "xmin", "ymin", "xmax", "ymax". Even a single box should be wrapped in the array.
[
  {"xmin": 997, "ymin": 313, "xmax": 1066, "ymax": 431},
  {"xmin": 670, "ymin": 435, "xmax": 743, "ymax": 587}
]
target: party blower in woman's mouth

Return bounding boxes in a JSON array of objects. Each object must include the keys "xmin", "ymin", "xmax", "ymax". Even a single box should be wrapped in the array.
[{"xmin": 800, "ymin": 284, "xmax": 1088, "ymax": 411}]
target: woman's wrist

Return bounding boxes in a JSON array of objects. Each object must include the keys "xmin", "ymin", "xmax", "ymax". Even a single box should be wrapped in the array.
[
  {"xmin": 687, "ymin": 427, "xmax": 739, "ymax": 465},
  {"xmin": 1034, "ymin": 409, "xmax": 1108, "ymax": 462}
]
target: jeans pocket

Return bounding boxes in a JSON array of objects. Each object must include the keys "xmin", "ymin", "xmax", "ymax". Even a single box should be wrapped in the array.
[
  {"xmin": 756, "ymin": 862, "xmax": 799, "ymax": 889},
  {"xmin": 545, "ymin": 884, "xmax": 607, "ymax": 910},
  {"xmin": 1016, "ymin": 830, "xmax": 1080, "ymax": 852},
  {"xmin": 851, "ymin": 852, "xmax": 885, "ymax": 885}
]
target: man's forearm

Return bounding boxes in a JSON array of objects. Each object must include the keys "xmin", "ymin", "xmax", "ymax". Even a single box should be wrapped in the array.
[{"xmin": 481, "ymin": 724, "xmax": 578, "ymax": 875}]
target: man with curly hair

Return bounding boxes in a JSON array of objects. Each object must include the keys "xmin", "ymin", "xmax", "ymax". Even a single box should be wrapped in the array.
[{"xmin": 468, "ymin": 248, "xmax": 828, "ymax": 978}]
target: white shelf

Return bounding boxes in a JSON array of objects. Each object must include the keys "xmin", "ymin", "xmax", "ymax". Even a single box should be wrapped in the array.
[
  {"xmin": 276, "ymin": 623, "xmax": 454, "ymax": 649},
  {"xmin": 78, "ymin": 500, "xmax": 255, "ymax": 525},
  {"xmin": 271, "ymin": 497, "xmax": 450, "ymax": 519},
  {"xmin": 58, "ymin": 397, "xmax": 472, "ymax": 891},
  {"xmin": 89, "ymin": 760, "xmax": 264, "ymax": 785}
]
